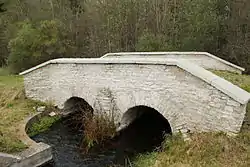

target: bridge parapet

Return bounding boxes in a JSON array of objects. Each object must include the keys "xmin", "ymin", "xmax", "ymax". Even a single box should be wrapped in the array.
[{"xmin": 102, "ymin": 52, "xmax": 245, "ymax": 74}]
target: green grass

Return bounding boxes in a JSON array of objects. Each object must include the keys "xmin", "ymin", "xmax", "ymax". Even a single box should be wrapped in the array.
[
  {"xmin": 0, "ymin": 67, "xmax": 11, "ymax": 76},
  {"xmin": 212, "ymin": 70, "xmax": 250, "ymax": 92},
  {"xmin": 134, "ymin": 70, "xmax": 250, "ymax": 167},
  {"xmin": 0, "ymin": 75, "xmax": 47, "ymax": 153},
  {"xmin": 134, "ymin": 133, "xmax": 250, "ymax": 167},
  {"xmin": 27, "ymin": 115, "xmax": 61, "ymax": 137}
]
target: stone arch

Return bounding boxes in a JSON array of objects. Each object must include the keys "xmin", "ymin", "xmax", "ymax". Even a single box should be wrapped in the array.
[
  {"xmin": 63, "ymin": 96, "xmax": 94, "ymax": 116},
  {"xmin": 115, "ymin": 105, "xmax": 172, "ymax": 159},
  {"xmin": 62, "ymin": 96, "xmax": 94, "ymax": 129},
  {"xmin": 117, "ymin": 105, "xmax": 172, "ymax": 134}
]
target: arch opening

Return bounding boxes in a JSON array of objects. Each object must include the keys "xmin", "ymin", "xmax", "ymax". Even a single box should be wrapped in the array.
[
  {"xmin": 63, "ymin": 97, "xmax": 94, "ymax": 115},
  {"xmin": 63, "ymin": 96, "xmax": 94, "ymax": 129},
  {"xmin": 116, "ymin": 105, "xmax": 172, "ymax": 159}
]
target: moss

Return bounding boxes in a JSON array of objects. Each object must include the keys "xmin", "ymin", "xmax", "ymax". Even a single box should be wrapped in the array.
[{"xmin": 27, "ymin": 115, "xmax": 61, "ymax": 137}]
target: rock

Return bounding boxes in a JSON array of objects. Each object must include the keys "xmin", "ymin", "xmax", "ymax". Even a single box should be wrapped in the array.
[
  {"xmin": 37, "ymin": 106, "xmax": 46, "ymax": 112},
  {"xmin": 49, "ymin": 112, "xmax": 56, "ymax": 117}
]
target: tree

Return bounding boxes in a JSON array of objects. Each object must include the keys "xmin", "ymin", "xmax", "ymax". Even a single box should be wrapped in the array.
[
  {"xmin": 8, "ymin": 19, "xmax": 75, "ymax": 73},
  {"xmin": 0, "ymin": 2, "xmax": 6, "ymax": 13}
]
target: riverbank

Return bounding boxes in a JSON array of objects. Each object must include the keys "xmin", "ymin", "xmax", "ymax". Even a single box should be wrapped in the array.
[
  {"xmin": 0, "ymin": 75, "xmax": 35, "ymax": 153},
  {"xmin": 0, "ymin": 73, "xmax": 57, "ymax": 153},
  {"xmin": 134, "ymin": 132, "xmax": 250, "ymax": 167}
]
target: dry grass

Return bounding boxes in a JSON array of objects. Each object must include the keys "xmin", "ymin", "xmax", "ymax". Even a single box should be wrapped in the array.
[
  {"xmin": 0, "ymin": 75, "xmax": 45, "ymax": 153},
  {"xmin": 134, "ymin": 133, "xmax": 250, "ymax": 167},
  {"xmin": 81, "ymin": 111, "xmax": 117, "ymax": 153}
]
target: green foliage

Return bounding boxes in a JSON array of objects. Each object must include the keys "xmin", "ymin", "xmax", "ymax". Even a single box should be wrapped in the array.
[
  {"xmin": 0, "ymin": 2, "xmax": 6, "ymax": 13},
  {"xmin": 136, "ymin": 31, "xmax": 173, "ymax": 52},
  {"xmin": 179, "ymin": 0, "xmax": 221, "ymax": 51},
  {"xmin": 134, "ymin": 152, "xmax": 158, "ymax": 167},
  {"xmin": 8, "ymin": 19, "xmax": 75, "ymax": 73},
  {"xmin": 0, "ymin": 0, "xmax": 250, "ymax": 73},
  {"xmin": 27, "ymin": 115, "xmax": 61, "ymax": 137}
]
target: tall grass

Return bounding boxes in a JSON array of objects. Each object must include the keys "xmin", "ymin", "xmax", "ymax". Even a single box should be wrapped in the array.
[{"xmin": 80, "ymin": 111, "xmax": 117, "ymax": 153}]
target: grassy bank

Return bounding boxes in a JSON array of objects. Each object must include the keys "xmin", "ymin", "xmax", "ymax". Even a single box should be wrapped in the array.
[
  {"xmin": 0, "ymin": 73, "xmax": 49, "ymax": 153},
  {"xmin": 134, "ymin": 71, "xmax": 250, "ymax": 167},
  {"xmin": 134, "ymin": 133, "xmax": 250, "ymax": 167}
]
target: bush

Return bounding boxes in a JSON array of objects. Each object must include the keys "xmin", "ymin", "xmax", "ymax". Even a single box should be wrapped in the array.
[
  {"xmin": 81, "ymin": 111, "xmax": 117, "ymax": 153},
  {"xmin": 136, "ymin": 31, "xmax": 172, "ymax": 52},
  {"xmin": 8, "ymin": 19, "xmax": 75, "ymax": 73}
]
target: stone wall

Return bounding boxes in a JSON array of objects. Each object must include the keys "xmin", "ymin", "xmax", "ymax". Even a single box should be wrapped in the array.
[
  {"xmin": 23, "ymin": 61, "xmax": 248, "ymax": 135},
  {"xmin": 102, "ymin": 52, "xmax": 244, "ymax": 74}
]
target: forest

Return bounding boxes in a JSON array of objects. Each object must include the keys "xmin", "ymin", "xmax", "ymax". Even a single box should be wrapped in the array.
[{"xmin": 0, "ymin": 0, "xmax": 249, "ymax": 73}]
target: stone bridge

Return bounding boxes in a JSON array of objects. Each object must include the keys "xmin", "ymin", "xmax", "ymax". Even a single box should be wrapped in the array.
[{"xmin": 20, "ymin": 52, "xmax": 250, "ymax": 135}]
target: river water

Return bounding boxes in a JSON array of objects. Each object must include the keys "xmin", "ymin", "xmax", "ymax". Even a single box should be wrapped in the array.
[
  {"xmin": 32, "ymin": 107, "xmax": 171, "ymax": 167},
  {"xmin": 32, "ymin": 118, "xmax": 118, "ymax": 167}
]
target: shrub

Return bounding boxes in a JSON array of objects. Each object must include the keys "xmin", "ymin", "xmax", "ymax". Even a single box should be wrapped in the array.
[
  {"xmin": 136, "ymin": 31, "xmax": 172, "ymax": 52},
  {"xmin": 8, "ymin": 19, "xmax": 75, "ymax": 73},
  {"xmin": 81, "ymin": 111, "xmax": 117, "ymax": 153}
]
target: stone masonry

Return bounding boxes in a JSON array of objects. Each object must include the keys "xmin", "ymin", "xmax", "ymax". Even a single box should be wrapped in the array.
[
  {"xmin": 20, "ymin": 57, "xmax": 250, "ymax": 135},
  {"xmin": 102, "ymin": 52, "xmax": 245, "ymax": 74}
]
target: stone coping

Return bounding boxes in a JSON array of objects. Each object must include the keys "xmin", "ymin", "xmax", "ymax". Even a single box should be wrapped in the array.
[
  {"xmin": 102, "ymin": 52, "xmax": 245, "ymax": 72},
  {"xmin": 0, "ymin": 113, "xmax": 52, "ymax": 167},
  {"xmin": 19, "ymin": 58, "xmax": 250, "ymax": 105}
]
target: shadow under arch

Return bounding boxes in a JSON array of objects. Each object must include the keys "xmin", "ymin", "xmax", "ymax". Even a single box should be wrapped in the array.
[
  {"xmin": 118, "ymin": 105, "xmax": 172, "ymax": 134},
  {"xmin": 63, "ymin": 96, "xmax": 94, "ymax": 115},
  {"xmin": 63, "ymin": 96, "xmax": 94, "ymax": 129},
  {"xmin": 115, "ymin": 105, "xmax": 172, "ymax": 163}
]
